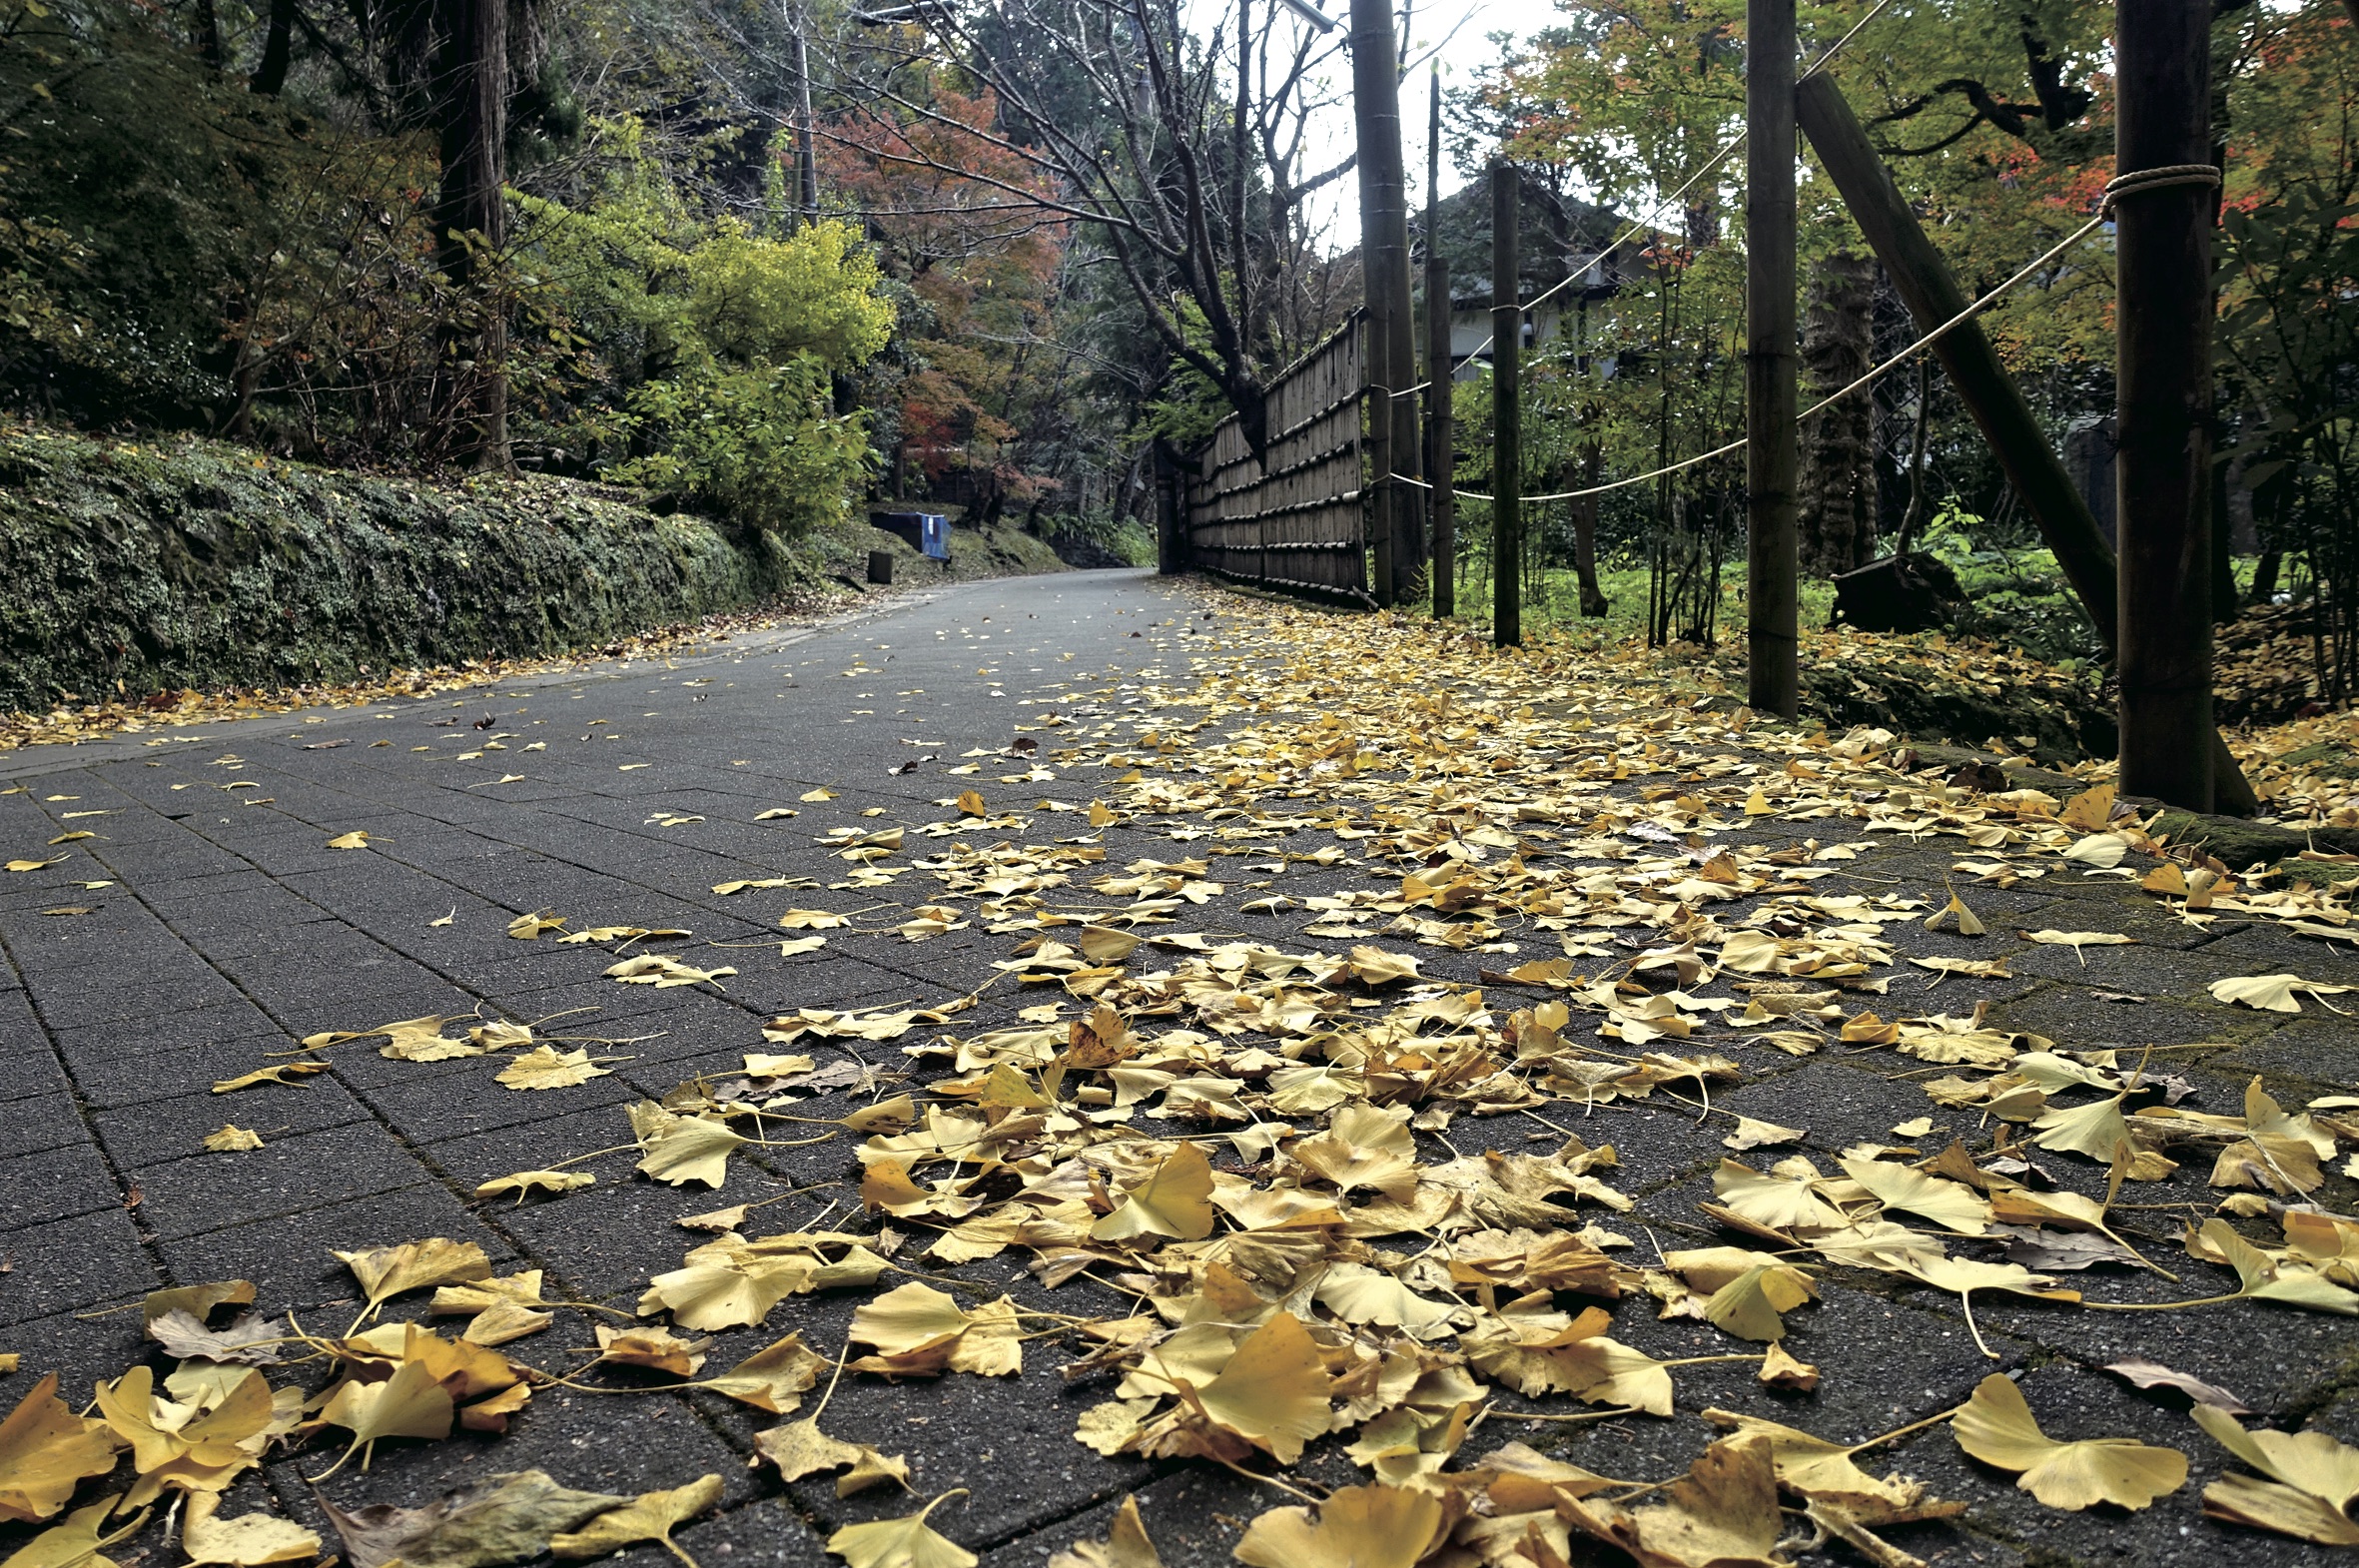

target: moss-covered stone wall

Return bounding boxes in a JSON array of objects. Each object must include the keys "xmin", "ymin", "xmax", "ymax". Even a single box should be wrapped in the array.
[{"xmin": 0, "ymin": 427, "xmax": 814, "ymax": 709}]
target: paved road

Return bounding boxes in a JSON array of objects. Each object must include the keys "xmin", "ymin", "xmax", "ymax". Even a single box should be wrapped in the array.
[{"xmin": 3, "ymin": 565, "xmax": 2356, "ymax": 1568}]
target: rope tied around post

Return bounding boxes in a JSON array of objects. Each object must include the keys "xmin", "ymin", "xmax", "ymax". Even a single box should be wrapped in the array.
[{"xmin": 2100, "ymin": 164, "xmax": 2221, "ymax": 210}]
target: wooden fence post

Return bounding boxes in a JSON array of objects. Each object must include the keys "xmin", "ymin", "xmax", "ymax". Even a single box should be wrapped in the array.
[
  {"xmin": 1746, "ymin": 0, "xmax": 1799, "ymax": 717},
  {"xmin": 1795, "ymin": 71, "xmax": 2257, "ymax": 814},
  {"xmin": 2114, "ymin": 0, "xmax": 2215, "ymax": 810},
  {"xmin": 1349, "ymin": 0, "xmax": 1415, "ymax": 605},
  {"xmin": 1427, "ymin": 71, "xmax": 1455, "ymax": 618},
  {"xmin": 1492, "ymin": 163, "xmax": 1521, "ymax": 648}
]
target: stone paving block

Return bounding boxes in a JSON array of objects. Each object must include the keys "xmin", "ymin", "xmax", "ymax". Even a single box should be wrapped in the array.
[
  {"xmin": 0, "ymin": 1203, "xmax": 158, "ymax": 1325},
  {"xmin": 92, "ymin": 1073, "xmax": 376, "ymax": 1159},
  {"xmin": 0, "ymin": 1301, "xmax": 153, "ymax": 1399},
  {"xmin": 128, "ymin": 1121, "xmax": 440, "ymax": 1241},
  {"xmin": 46, "ymin": 1002, "xmax": 280, "ymax": 1061},
  {"xmin": 0, "ymin": 1138, "xmax": 127, "ymax": 1230},
  {"xmin": 70, "ymin": 1036, "xmax": 294, "ymax": 1110},
  {"xmin": 155, "ymin": 1180, "xmax": 516, "ymax": 1315}
]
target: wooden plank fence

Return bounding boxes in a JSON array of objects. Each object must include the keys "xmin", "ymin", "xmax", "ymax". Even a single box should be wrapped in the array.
[{"xmin": 1181, "ymin": 312, "xmax": 1369, "ymax": 602}]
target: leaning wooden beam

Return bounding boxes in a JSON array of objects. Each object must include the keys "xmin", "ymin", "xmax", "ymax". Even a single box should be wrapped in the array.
[{"xmin": 1795, "ymin": 71, "xmax": 2259, "ymax": 816}]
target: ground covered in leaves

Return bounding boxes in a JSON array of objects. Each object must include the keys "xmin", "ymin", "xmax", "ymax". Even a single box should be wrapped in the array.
[{"xmin": 2, "ymin": 569, "xmax": 2358, "ymax": 1568}]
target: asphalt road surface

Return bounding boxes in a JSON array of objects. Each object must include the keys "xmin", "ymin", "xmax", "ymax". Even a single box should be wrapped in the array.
[{"xmin": 3, "ymin": 566, "xmax": 2355, "ymax": 1568}]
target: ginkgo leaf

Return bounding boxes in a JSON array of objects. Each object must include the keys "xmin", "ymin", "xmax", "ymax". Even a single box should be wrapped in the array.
[
  {"xmin": 1311, "ymin": 1264, "xmax": 1457, "ymax": 1338},
  {"xmin": 1905, "ymin": 1256, "xmax": 2078, "ymax": 1358},
  {"xmin": 549, "ymin": 1473, "xmax": 721, "ymax": 1566},
  {"xmin": 507, "ymin": 912, "xmax": 567, "ymax": 939},
  {"xmin": 754, "ymin": 1417, "xmax": 859, "ymax": 1483},
  {"xmin": 1702, "ymin": 1264, "xmax": 1818, "ymax": 1342},
  {"xmin": 2022, "ymin": 930, "xmax": 2134, "ymax": 964},
  {"xmin": 2102, "ymin": 1360, "xmax": 2250, "ymax": 1413},
  {"xmin": 704, "ymin": 1334, "xmax": 827, "ymax": 1414},
  {"xmin": 1045, "ymin": 1495, "xmax": 1161, "ymax": 1568},
  {"xmin": 336, "ymin": 1239, "xmax": 493, "ymax": 1312},
  {"xmin": 604, "ymin": 955, "xmax": 734, "ymax": 989},
  {"xmin": 1951, "ymin": 1373, "xmax": 2186, "ymax": 1510},
  {"xmin": 1711, "ymin": 1159, "xmax": 1845, "ymax": 1233},
  {"xmin": 327, "ymin": 831, "xmax": 372, "ymax": 850},
  {"xmin": 1345, "ymin": 945, "xmax": 1420, "ymax": 985},
  {"xmin": 638, "ymin": 1257, "xmax": 811, "ymax": 1332},
  {"xmin": 460, "ymin": 1300, "xmax": 555, "ymax": 1347},
  {"xmin": 1558, "ymin": 1433, "xmax": 1788, "ymax": 1568},
  {"xmin": 2030, "ymin": 1093, "xmax": 2130, "ymax": 1162},
  {"xmin": 2059, "ymin": 784, "xmax": 2117, "ymax": 831},
  {"xmin": 146, "ymin": 1309, "xmax": 285, "ymax": 1365},
  {"xmin": 2192, "ymin": 1404, "xmax": 2359, "ymax": 1545},
  {"xmin": 1839, "ymin": 1156, "xmax": 1990, "ymax": 1234},
  {"xmin": 754, "ymin": 1418, "xmax": 908, "ymax": 1497},
  {"xmin": 2062, "ymin": 833, "xmax": 2127, "ymax": 869},
  {"xmin": 1701, "ymin": 1408, "xmax": 1954, "ymax": 1515},
  {"xmin": 2196, "ymin": 1218, "xmax": 2359, "ymax": 1314},
  {"xmin": 315, "ymin": 1357, "xmax": 455, "ymax": 1477},
  {"xmin": 211, "ymin": 1064, "xmax": 326, "ymax": 1094},
  {"xmin": 1925, "ymin": 893, "xmax": 1985, "ymax": 936},
  {"xmin": 1232, "ymin": 1483, "xmax": 1444, "ymax": 1568},
  {"xmin": 183, "ymin": 1492, "xmax": 323, "ymax": 1565},
  {"xmin": 825, "ymin": 1491, "xmax": 976, "ymax": 1568},
  {"xmin": 1720, "ymin": 1116, "xmax": 1806, "ymax": 1152},
  {"xmin": 473, "ymin": 1170, "xmax": 595, "ymax": 1203},
  {"xmin": 1290, "ymin": 1104, "xmax": 1419, "ymax": 1200},
  {"xmin": 628, "ymin": 1104, "xmax": 748, "ymax": 1187},
  {"xmin": 202, "ymin": 1125, "xmax": 263, "ymax": 1152},
  {"xmin": 850, "ymin": 1283, "xmax": 972, "ymax": 1356},
  {"xmin": 3, "ymin": 1497, "xmax": 144, "ymax": 1568},
  {"xmin": 1189, "ymin": 1313, "xmax": 1331, "ymax": 1464},
  {"xmin": 2209, "ymin": 974, "xmax": 2353, "ymax": 1014},
  {"xmin": 0, "ymin": 1374, "xmax": 121, "ymax": 1523},
  {"xmin": 593, "ymin": 1327, "xmax": 708, "ymax": 1376},
  {"xmin": 322, "ymin": 1469, "xmax": 624, "ymax": 1568},
  {"xmin": 1090, "ymin": 1143, "xmax": 1214, "ymax": 1242},
  {"xmin": 495, "ymin": 1046, "xmax": 610, "ymax": 1091}
]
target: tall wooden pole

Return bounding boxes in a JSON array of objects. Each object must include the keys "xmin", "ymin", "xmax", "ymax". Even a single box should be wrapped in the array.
[
  {"xmin": 2115, "ymin": 0, "xmax": 2214, "ymax": 810},
  {"xmin": 1745, "ymin": 0, "xmax": 1798, "ymax": 715},
  {"xmin": 1492, "ymin": 163, "xmax": 1521, "ymax": 648},
  {"xmin": 1795, "ymin": 73, "xmax": 2257, "ymax": 814},
  {"xmin": 1349, "ymin": 0, "xmax": 1419, "ymax": 605},
  {"xmin": 1427, "ymin": 72, "xmax": 1455, "ymax": 618}
]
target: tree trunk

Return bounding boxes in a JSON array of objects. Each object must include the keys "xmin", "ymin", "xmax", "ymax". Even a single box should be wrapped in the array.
[
  {"xmin": 1573, "ymin": 444, "xmax": 1608, "ymax": 615},
  {"xmin": 1797, "ymin": 251, "xmax": 1879, "ymax": 576},
  {"xmin": 251, "ymin": 0, "xmax": 297, "ymax": 93},
  {"xmin": 1491, "ymin": 163, "xmax": 1521, "ymax": 648},
  {"xmin": 433, "ymin": 0, "xmax": 513, "ymax": 473},
  {"xmin": 193, "ymin": 0, "xmax": 225, "ymax": 72}
]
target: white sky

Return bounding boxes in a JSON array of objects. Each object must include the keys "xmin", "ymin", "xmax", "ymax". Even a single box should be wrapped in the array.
[{"xmin": 1270, "ymin": 0, "xmax": 1566, "ymax": 245}]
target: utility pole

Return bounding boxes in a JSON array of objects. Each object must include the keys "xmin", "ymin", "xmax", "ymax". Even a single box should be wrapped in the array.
[
  {"xmin": 1348, "ymin": 0, "xmax": 1419, "ymax": 605},
  {"xmin": 1745, "ymin": 0, "xmax": 1798, "ymax": 715},
  {"xmin": 2114, "ymin": 0, "xmax": 2214, "ymax": 810},
  {"xmin": 1492, "ymin": 162, "xmax": 1521, "ymax": 648},
  {"xmin": 1427, "ymin": 71, "xmax": 1454, "ymax": 618}
]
